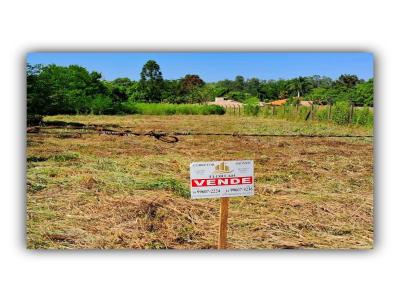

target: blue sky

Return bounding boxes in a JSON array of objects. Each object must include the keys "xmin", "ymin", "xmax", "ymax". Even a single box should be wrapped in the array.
[{"xmin": 27, "ymin": 52, "xmax": 373, "ymax": 82}]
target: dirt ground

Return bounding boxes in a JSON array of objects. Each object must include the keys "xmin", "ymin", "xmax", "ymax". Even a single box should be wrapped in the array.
[{"xmin": 26, "ymin": 115, "xmax": 373, "ymax": 249}]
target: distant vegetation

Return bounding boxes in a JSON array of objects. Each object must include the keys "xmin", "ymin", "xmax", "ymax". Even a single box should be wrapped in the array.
[
  {"xmin": 121, "ymin": 103, "xmax": 225, "ymax": 115},
  {"xmin": 241, "ymin": 102, "xmax": 373, "ymax": 127},
  {"xmin": 27, "ymin": 60, "xmax": 373, "ymax": 116}
]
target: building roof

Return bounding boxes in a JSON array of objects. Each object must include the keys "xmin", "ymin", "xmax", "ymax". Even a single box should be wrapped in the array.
[{"xmin": 266, "ymin": 99, "xmax": 287, "ymax": 106}]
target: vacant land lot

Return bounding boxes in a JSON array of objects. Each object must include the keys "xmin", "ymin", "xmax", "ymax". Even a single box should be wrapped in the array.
[{"xmin": 26, "ymin": 115, "xmax": 373, "ymax": 249}]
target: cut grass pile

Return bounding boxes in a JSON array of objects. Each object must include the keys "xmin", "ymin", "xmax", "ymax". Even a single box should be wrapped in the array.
[{"xmin": 27, "ymin": 115, "xmax": 373, "ymax": 249}]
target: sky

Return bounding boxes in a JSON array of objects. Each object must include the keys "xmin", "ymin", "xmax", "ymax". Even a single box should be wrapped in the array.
[{"xmin": 27, "ymin": 52, "xmax": 374, "ymax": 82}]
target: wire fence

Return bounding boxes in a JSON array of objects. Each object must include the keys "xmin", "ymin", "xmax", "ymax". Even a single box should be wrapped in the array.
[
  {"xmin": 221, "ymin": 103, "xmax": 374, "ymax": 127},
  {"xmin": 28, "ymin": 124, "xmax": 373, "ymax": 144}
]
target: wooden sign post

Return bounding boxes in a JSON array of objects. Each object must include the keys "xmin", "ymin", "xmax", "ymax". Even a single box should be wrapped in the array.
[
  {"xmin": 218, "ymin": 197, "xmax": 229, "ymax": 249},
  {"xmin": 190, "ymin": 160, "xmax": 254, "ymax": 249}
]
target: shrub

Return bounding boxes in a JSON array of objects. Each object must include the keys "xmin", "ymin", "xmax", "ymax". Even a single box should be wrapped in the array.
[
  {"xmin": 244, "ymin": 104, "xmax": 260, "ymax": 116},
  {"xmin": 298, "ymin": 106, "xmax": 310, "ymax": 120},
  {"xmin": 27, "ymin": 114, "xmax": 43, "ymax": 126},
  {"xmin": 244, "ymin": 96, "xmax": 260, "ymax": 105},
  {"xmin": 205, "ymin": 104, "xmax": 226, "ymax": 115},
  {"xmin": 87, "ymin": 95, "xmax": 113, "ymax": 115},
  {"xmin": 332, "ymin": 101, "xmax": 350, "ymax": 125},
  {"xmin": 353, "ymin": 106, "xmax": 374, "ymax": 127},
  {"xmin": 120, "ymin": 101, "xmax": 139, "ymax": 114},
  {"xmin": 315, "ymin": 107, "xmax": 329, "ymax": 121}
]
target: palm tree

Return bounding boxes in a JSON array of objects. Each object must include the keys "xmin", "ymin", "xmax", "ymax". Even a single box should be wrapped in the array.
[{"xmin": 288, "ymin": 77, "xmax": 311, "ymax": 98}]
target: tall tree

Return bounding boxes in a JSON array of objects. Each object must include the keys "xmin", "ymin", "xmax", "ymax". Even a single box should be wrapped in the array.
[
  {"xmin": 233, "ymin": 75, "xmax": 245, "ymax": 91},
  {"xmin": 139, "ymin": 60, "xmax": 164, "ymax": 102},
  {"xmin": 246, "ymin": 78, "xmax": 261, "ymax": 97},
  {"xmin": 108, "ymin": 78, "xmax": 132, "ymax": 104},
  {"xmin": 27, "ymin": 64, "xmax": 110, "ymax": 115},
  {"xmin": 288, "ymin": 77, "xmax": 312, "ymax": 97},
  {"xmin": 352, "ymin": 79, "xmax": 374, "ymax": 106},
  {"xmin": 336, "ymin": 74, "xmax": 360, "ymax": 88},
  {"xmin": 179, "ymin": 74, "xmax": 205, "ymax": 94}
]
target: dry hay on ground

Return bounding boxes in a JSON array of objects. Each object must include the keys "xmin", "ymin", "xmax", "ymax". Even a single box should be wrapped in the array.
[{"xmin": 26, "ymin": 115, "xmax": 373, "ymax": 249}]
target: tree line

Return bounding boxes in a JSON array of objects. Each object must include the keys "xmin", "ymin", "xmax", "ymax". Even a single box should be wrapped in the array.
[{"xmin": 27, "ymin": 60, "xmax": 373, "ymax": 115}]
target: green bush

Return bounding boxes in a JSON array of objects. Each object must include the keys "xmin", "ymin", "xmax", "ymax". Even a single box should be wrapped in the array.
[
  {"xmin": 332, "ymin": 101, "xmax": 350, "ymax": 125},
  {"xmin": 315, "ymin": 107, "xmax": 329, "ymax": 121},
  {"xmin": 353, "ymin": 106, "xmax": 374, "ymax": 127},
  {"xmin": 205, "ymin": 104, "xmax": 226, "ymax": 115},
  {"xmin": 87, "ymin": 95, "xmax": 113, "ymax": 115},
  {"xmin": 244, "ymin": 96, "xmax": 260, "ymax": 105},
  {"xmin": 244, "ymin": 104, "xmax": 260, "ymax": 116},
  {"xmin": 121, "ymin": 101, "xmax": 140, "ymax": 114}
]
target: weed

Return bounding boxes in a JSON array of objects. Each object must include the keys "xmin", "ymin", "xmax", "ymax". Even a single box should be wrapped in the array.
[
  {"xmin": 27, "ymin": 181, "xmax": 47, "ymax": 193},
  {"xmin": 244, "ymin": 104, "xmax": 260, "ymax": 116},
  {"xmin": 144, "ymin": 240, "xmax": 168, "ymax": 249},
  {"xmin": 137, "ymin": 177, "xmax": 190, "ymax": 198},
  {"xmin": 51, "ymin": 152, "xmax": 80, "ymax": 162}
]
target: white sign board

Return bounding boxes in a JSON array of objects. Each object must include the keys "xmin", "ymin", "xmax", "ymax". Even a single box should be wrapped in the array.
[{"xmin": 190, "ymin": 160, "xmax": 254, "ymax": 199}]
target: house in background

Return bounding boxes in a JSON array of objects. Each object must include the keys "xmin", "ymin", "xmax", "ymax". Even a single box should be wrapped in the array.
[
  {"xmin": 266, "ymin": 99, "xmax": 288, "ymax": 106},
  {"xmin": 266, "ymin": 98, "xmax": 315, "ymax": 107},
  {"xmin": 209, "ymin": 97, "xmax": 243, "ymax": 108},
  {"xmin": 210, "ymin": 97, "xmax": 315, "ymax": 108},
  {"xmin": 299, "ymin": 100, "xmax": 313, "ymax": 107}
]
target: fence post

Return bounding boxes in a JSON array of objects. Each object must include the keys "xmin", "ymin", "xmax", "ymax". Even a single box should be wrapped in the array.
[
  {"xmin": 311, "ymin": 103, "xmax": 314, "ymax": 120},
  {"xmin": 218, "ymin": 197, "xmax": 229, "ymax": 249},
  {"xmin": 233, "ymin": 106, "xmax": 236, "ymax": 116},
  {"xmin": 349, "ymin": 102, "xmax": 354, "ymax": 124}
]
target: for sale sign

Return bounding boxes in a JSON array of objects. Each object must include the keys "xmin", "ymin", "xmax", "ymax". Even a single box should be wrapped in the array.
[{"xmin": 190, "ymin": 160, "xmax": 254, "ymax": 199}]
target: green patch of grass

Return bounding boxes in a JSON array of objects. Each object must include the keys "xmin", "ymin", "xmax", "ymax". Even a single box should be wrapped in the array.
[
  {"xmin": 51, "ymin": 152, "xmax": 80, "ymax": 162},
  {"xmin": 94, "ymin": 158, "xmax": 124, "ymax": 172},
  {"xmin": 136, "ymin": 177, "xmax": 190, "ymax": 198},
  {"xmin": 27, "ymin": 166, "xmax": 65, "ymax": 193},
  {"xmin": 26, "ymin": 200, "xmax": 59, "ymax": 249},
  {"xmin": 258, "ymin": 172, "xmax": 301, "ymax": 185},
  {"xmin": 27, "ymin": 181, "xmax": 47, "ymax": 193},
  {"xmin": 175, "ymin": 225, "xmax": 195, "ymax": 244},
  {"xmin": 144, "ymin": 240, "xmax": 168, "ymax": 249},
  {"xmin": 88, "ymin": 168, "xmax": 189, "ymax": 197},
  {"xmin": 121, "ymin": 102, "xmax": 226, "ymax": 115}
]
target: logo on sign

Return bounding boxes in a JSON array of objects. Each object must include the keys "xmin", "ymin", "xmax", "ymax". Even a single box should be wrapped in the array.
[{"xmin": 213, "ymin": 162, "xmax": 232, "ymax": 174}]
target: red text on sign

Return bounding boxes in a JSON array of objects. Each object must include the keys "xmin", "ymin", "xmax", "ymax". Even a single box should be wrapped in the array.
[{"xmin": 191, "ymin": 176, "xmax": 253, "ymax": 187}]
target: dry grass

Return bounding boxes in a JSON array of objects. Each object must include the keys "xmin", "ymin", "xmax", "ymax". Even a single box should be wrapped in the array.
[{"xmin": 27, "ymin": 115, "xmax": 373, "ymax": 249}]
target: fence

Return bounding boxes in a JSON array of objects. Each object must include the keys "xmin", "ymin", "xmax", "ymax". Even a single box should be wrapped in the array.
[{"xmin": 220, "ymin": 103, "xmax": 373, "ymax": 127}]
